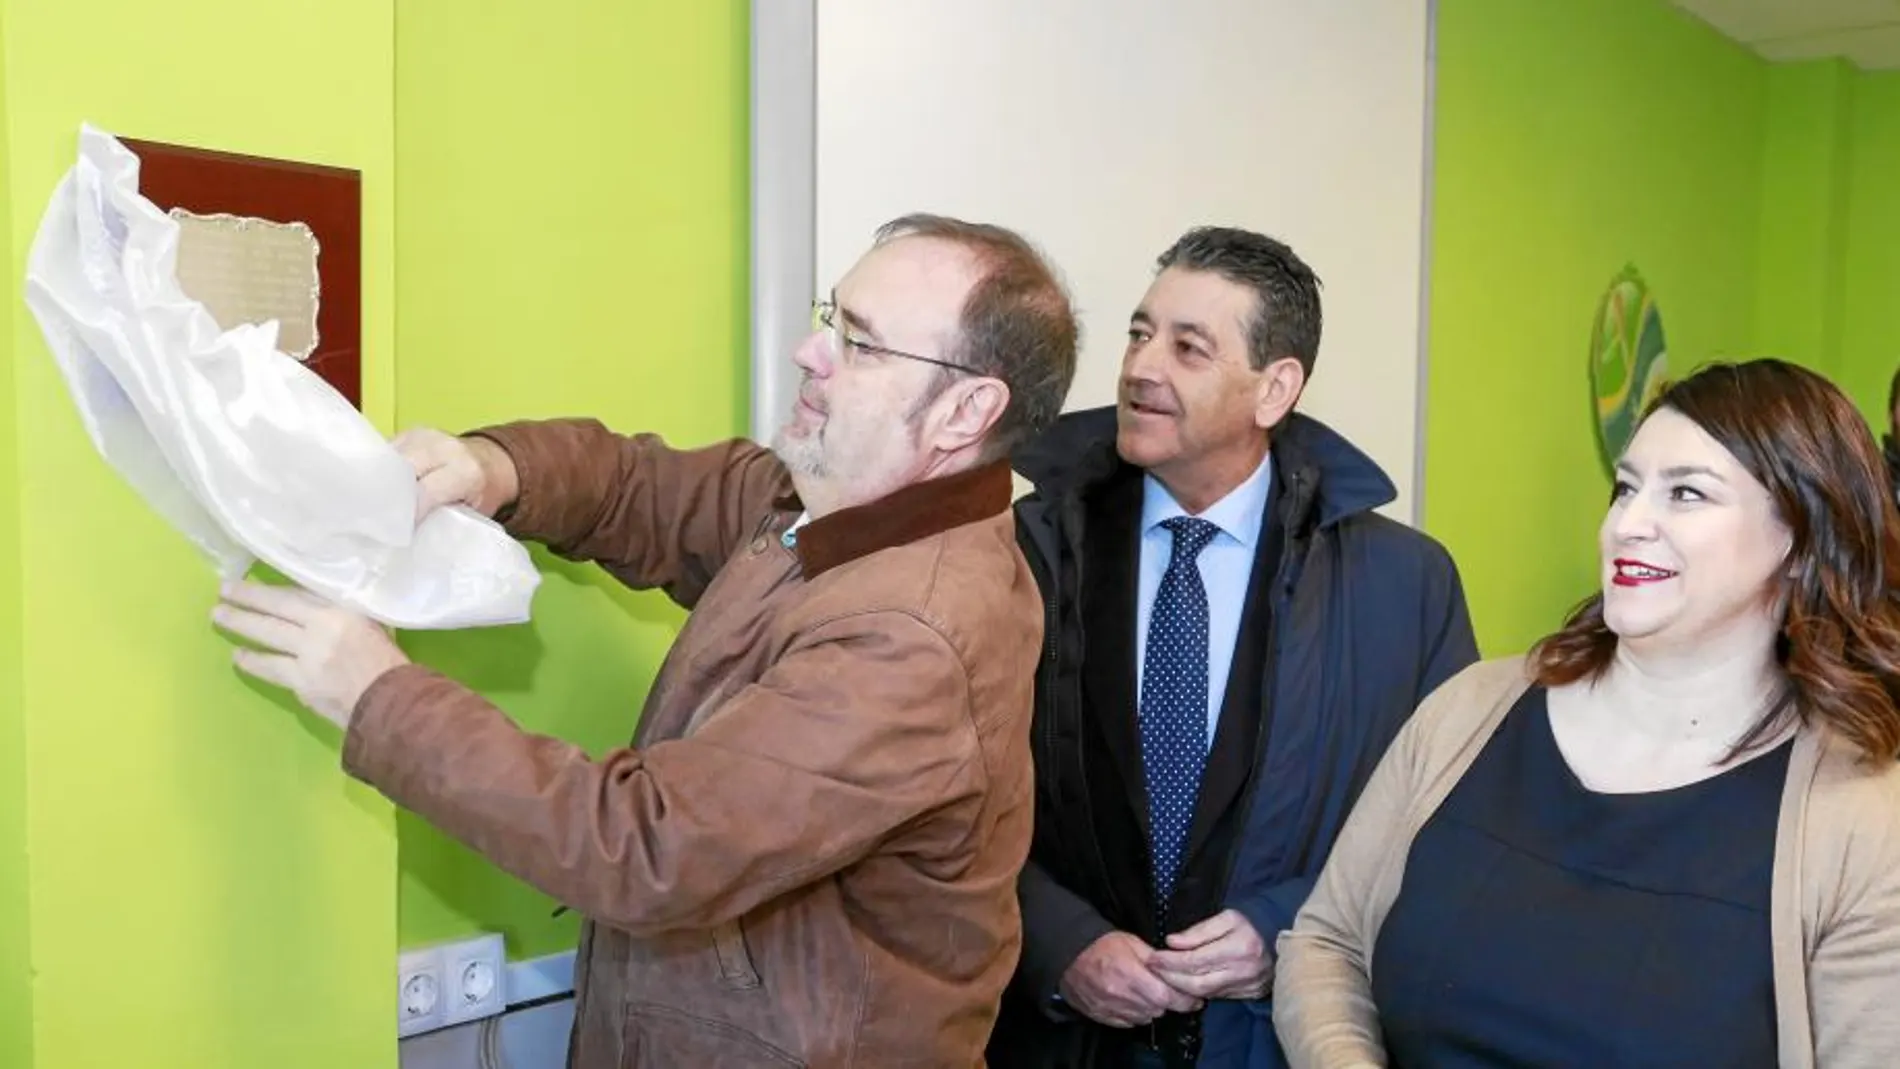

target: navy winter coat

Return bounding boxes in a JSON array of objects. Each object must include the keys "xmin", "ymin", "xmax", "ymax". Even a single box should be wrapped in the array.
[{"xmin": 992, "ymin": 406, "xmax": 1478, "ymax": 1068}]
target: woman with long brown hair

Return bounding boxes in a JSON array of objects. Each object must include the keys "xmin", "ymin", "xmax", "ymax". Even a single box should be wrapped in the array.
[{"xmin": 1272, "ymin": 358, "xmax": 1900, "ymax": 1068}]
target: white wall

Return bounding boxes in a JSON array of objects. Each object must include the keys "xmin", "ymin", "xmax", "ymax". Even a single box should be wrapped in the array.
[{"xmin": 792, "ymin": 0, "xmax": 1433, "ymax": 520}]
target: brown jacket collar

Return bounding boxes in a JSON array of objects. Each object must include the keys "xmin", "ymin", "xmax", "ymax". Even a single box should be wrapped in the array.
[{"xmin": 779, "ymin": 459, "xmax": 1015, "ymax": 579}]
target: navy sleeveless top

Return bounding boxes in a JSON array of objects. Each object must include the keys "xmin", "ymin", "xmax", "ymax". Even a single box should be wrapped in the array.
[{"xmin": 1370, "ymin": 685, "xmax": 1789, "ymax": 1068}]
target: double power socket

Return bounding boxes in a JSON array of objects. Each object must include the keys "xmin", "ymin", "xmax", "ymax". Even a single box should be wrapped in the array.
[{"xmin": 398, "ymin": 932, "xmax": 507, "ymax": 1038}]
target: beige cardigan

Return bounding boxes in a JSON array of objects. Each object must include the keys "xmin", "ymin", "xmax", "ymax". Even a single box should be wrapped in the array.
[{"xmin": 1272, "ymin": 656, "xmax": 1900, "ymax": 1069}]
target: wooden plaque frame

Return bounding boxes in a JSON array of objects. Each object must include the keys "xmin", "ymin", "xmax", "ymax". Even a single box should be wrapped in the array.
[{"xmin": 122, "ymin": 138, "xmax": 363, "ymax": 409}]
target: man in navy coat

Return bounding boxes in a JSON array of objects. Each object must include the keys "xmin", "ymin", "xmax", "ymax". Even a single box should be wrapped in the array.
[{"xmin": 990, "ymin": 226, "xmax": 1478, "ymax": 1068}]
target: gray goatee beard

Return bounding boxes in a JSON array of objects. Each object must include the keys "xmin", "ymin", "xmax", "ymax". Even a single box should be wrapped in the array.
[{"xmin": 771, "ymin": 426, "xmax": 828, "ymax": 478}]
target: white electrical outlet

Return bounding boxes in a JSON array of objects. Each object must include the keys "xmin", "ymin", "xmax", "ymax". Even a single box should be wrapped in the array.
[
  {"xmin": 440, "ymin": 931, "xmax": 508, "ymax": 1028},
  {"xmin": 398, "ymin": 933, "xmax": 507, "ymax": 1038},
  {"xmin": 396, "ymin": 946, "xmax": 445, "ymax": 1038}
]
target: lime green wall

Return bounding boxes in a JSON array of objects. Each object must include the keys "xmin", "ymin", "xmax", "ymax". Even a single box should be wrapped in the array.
[
  {"xmin": 1836, "ymin": 72, "xmax": 1900, "ymax": 429},
  {"xmin": 1743, "ymin": 62, "xmax": 1900, "ymax": 431},
  {"xmin": 3, "ymin": 1, "xmax": 398, "ymax": 1066},
  {"xmin": 390, "ymin": 1, "xmax": 751, "ymax": 960},
  {"xmin": 1752, "ymin": 60, "xmax": 1855, "ymax": 373},
  {"xmin": 0, "ymin": 1, "xmax": 33, "ymax": 1065},
  {"xmin": 1427, "ymin": 0, "xmax": 1769, "ymax": 654}
]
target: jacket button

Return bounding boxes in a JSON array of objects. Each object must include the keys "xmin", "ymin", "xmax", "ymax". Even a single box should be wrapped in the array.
[{"xmin": 749, "ymin": 537, "xmax": 769, "ymax": 555}]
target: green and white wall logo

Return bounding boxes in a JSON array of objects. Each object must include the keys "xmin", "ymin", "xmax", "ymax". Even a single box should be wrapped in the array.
[{"xmin": 1589, "ymin": 264, "xmax": 1670, "ymax": 469}]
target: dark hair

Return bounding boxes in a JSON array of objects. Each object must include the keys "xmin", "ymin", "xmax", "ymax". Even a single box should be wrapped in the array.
[
  {"xmin": 1530, "ymin": 358, "xmax": 1900, "ymax": 763},
  {"xmin": 873, "ymin": 213, "xmax": 1079, "ymax": 460},
  {"xmin": 1887, "ymin": 364, "xmax": 1900, "ymax": 441},
  {"xmin": 1155, "ymin": 226, "xmax": 1323, "ymax": 377}
]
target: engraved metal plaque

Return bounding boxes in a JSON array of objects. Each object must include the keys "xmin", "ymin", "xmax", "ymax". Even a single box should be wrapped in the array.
[
  {"xmin": 121, "ymin": 137, "xmax": 362, "ymax": 408},
  {"xmin": 169, "ymin": 210, "xmax": 322, "ymax": 361}
]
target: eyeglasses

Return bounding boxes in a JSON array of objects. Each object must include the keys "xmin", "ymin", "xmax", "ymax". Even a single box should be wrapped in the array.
[{"xmin": 811, "ymin": 299, "xmax": 975, "ymax": 375}]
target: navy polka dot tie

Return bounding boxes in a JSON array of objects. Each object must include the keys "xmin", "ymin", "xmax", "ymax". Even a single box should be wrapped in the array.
[{"xmin": 1140, "ymin": 516, "xmax": 1219, "ymax": 908}]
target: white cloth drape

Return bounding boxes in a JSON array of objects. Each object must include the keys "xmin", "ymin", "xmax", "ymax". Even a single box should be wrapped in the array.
[{"xmin": 22, "ymin": 124, "xmax": 539, "ymax": 629}]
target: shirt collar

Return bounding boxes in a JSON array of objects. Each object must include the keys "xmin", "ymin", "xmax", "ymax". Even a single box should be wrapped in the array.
[
  {"xmin": 1140, "ymin": 450, "xmax": 1274, "ymax": 548},
  {"xmin": 780, "ymin": 511, "xmax": 813, "ymax": 549}
]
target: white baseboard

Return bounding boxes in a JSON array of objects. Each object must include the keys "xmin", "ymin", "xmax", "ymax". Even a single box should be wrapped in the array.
[
  {"xmin": 506, "ymin": 949, "xmax": 576, "ymax": 1007},
  {"xmin": 400, "ymin": 998, "xmax": 574, "ymax": 1069}
]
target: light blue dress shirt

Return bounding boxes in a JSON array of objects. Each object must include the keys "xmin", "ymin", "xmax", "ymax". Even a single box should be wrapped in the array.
[
  {"xmin": 781, "ymin": 510, "xmax": 812, "ymax": 549},
  {"xmin": 1135, "ymin": 452, "xmax": 1273, "ymax": 749}
]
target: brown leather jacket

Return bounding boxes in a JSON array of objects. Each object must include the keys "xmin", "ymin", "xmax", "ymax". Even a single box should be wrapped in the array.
[{"xmin": 341, "ymin": 419, "xmax": 1041, "ymax": 1068}]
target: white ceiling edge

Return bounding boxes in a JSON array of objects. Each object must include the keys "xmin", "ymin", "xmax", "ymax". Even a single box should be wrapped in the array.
[{"xmin": 1670, "ymin": 0, "xmax": 1900, "ymax": 70}]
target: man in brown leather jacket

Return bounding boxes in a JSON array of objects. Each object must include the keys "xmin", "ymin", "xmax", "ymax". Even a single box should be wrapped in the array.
[{"xmin": 211, "ymin": 214, "xmax": 1079, "ymax": 1068}]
